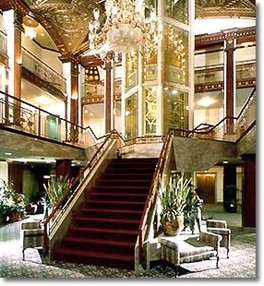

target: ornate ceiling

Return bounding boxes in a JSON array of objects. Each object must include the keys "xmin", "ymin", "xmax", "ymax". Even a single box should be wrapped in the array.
[
  {"xmin": 0, "ymin": 0, "xmax": 256, "ymax": 61},
  {"xmin": 22, "ymin": 0, "xmax": 103, "ymax": 60}
]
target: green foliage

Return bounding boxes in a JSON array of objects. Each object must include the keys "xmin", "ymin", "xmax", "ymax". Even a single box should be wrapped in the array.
[
  {"xmin": 43, "ymin": 175, "xmax": 72, "ymax": 209},
  {"xmin": 0, "ymin": 179, "xmax": 26, "ymax": 220},
  {"xmin": 159, "ymin": 172, "xmax": 193, "ymax": 223}
]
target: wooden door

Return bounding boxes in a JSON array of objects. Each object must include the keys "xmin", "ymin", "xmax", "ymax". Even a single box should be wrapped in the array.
[{"xmin": 195, "ymin": 173, "xmax": 216, "ymax": 204}]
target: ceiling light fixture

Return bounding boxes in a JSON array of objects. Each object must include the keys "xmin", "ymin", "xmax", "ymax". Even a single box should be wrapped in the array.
[
  {"xmin": 198, "ymin": 96, "xmax": 216, "ymax": 107},
  {"xmin": 23, "ymin": 15, "xmax": 38, "ymax": 40},
  {"xmin": 88, "ymin": 0, "xmax": 161, "ymax": 56}
]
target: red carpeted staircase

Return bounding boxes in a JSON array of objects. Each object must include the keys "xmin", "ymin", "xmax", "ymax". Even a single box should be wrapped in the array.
[{"xmin": 54, "ymin": 157, "xmax": 158, "ymax": 269}]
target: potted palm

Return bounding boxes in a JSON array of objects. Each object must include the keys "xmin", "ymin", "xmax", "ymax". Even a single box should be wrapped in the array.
[
  {"xmin": 159, "ymin": 172, "xmax": 193, "ymax": 236},
  {"xmin": 43, "ymin": 175, "xmax": 72, "ymax": 216}
]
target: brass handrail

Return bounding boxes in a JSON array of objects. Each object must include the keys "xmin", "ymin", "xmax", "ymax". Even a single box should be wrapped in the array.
[
  {"xmin": 138, "ymin": 130, "xmax": 172, "ymax": 266},
  {"xmin": 43, "ymin": 130, "xmax": 118, "ymax": 252}
]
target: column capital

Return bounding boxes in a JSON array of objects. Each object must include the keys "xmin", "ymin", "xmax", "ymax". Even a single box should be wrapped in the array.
[
  {"xmin": 13, "ymin": 8, "xmax": 24, "ymax": 32},
  {"xmin": 70, "ymin": 61, "xmax": 79, "ymax": 78},
  {"xmin": 222, "ymin": 29, "xmax": 238, "ymax": 52},
  {"xmin": 221, "ymin": 28, "xmax": 239, "ymax": 39}
]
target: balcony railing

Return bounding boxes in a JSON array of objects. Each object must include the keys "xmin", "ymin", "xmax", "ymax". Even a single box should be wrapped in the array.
[
  {"xmin": 0, "ymin": 30, "xmax": 8, "ymax": 66},
  {"xmin": 194, "ymin": 61, "xmax": 256, "ymax": 85},
  {"xmin": 22, "ymin": 48, "xmax": 66, "ymax": 94},
  {"xmin": 0, "ymin": 30, "xmax": 7, "ymax": 56},
  {"xmin": 0, "ymin": 84, "xmax": 255, "ymax": 150},
  {"xmin": 0, "ymin": 91, "xmax": 97, "ymax": 148}
]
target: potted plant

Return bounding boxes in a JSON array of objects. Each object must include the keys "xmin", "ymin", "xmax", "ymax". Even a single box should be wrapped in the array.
[
  {"xmin": 183, "ymin": 188, "xmax": 203, "ymax": 234},
  {"xmin": 159, "ymin": 172, "xmax": 193, "ymax": 236},
  {"xmin": 223, "ymin": 184, "xmax": 237, "ymax": 213},
  {"xmin": 0, "ymin": 179, "xmax": 26, "ymax": 224},
  {"xmin": 0, "ymin": 204, "xmax": 9, "ymax": 224},
  {"xmin": 43, "ymin": 175, "xmax": 72, "ymax": 212}
]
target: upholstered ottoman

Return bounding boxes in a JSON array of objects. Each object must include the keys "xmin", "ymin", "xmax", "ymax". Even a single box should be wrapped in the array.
[{"xmin": 158, "ymin": 231, "xmax": 222, "ymax": 276}]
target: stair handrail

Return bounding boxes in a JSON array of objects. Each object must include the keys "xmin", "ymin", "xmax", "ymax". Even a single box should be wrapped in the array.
[
  {"xmin": 236, "ymin": 87, "xmax": 256, "ymax": 119},
  {"xmin": 43, "ymin": 129, "xmax": 120, "ymax": 252},
  {"xmin": 172, "ymin": 87, "xmax": 256, "ymax": 141},
  {"xmin": 138, "ymin": 129, "xmax": 173, "ymax": 266}
]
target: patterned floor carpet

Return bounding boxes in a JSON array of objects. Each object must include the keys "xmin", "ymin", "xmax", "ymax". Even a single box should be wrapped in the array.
[{"xmin": 0, "ymin": 205, "xmax": 257, "ymax": 280}]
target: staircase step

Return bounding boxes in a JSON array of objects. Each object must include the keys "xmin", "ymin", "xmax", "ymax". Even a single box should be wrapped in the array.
[
  {"xmin": 88, "ymin": 192, "xmax": 148, "ymax": 202},
  {"xmin": 95, "ymin": 179, "xmax": 152, "ymax": 187},
  {"xmin": 106, "ymin": 167, "xmax": 156, "ymax": 173},
  {"xmin": 110, "ymin": 158, "xmax": 158, "ymax": 164},
  {"xmin": 84, "ymin": 199, "xmax": 145, "ymax": 210},
  {"xmin": 67, "ymin": 226, "xmax": 138, "ymax": 241},
  {"xmin": 55, "ymin": 248, "xmax": 134, "ymax": 269},
  {"xmin": 61, "ymin": 236, "xmax": 135, "ymax": 254},
  {"xmin": 91, "ymin": 185, "xmax": 150, "ymax": 194},
  {"xmin": 101, "ymin": 172, "xmax": 154, "ymax": 180},
  {"xmin": 77, "ymin": 207, "xmax": 143, "ymax": 219},
  {"xmin": 73, "ymin": 216, "xmax": 140, "ymax": 229}
]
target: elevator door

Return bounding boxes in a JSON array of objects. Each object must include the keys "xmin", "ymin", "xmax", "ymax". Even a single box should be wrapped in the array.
[{"xmin": 195, "ymin": 173, "xmax": 216, "ymax": 204}]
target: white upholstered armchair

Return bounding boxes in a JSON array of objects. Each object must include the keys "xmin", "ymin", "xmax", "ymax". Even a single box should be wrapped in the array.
[
  {"xmin": 206, "ymin": 219, "xmax": 231, "ymax": 258},
  {"xmin": 21, "ymin": 221, "xmax": 44, "ymax": 260},
  {"xmin": 158, "ymin": 231, "xmax": 222, "ymax": 277}
]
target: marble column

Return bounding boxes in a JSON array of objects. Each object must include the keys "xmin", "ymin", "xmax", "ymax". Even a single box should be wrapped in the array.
[
  {"xmin": 223, "ymin": 29, "xmax": 237, "ymax": 135},
  {"xmin": 70, "ymin": 61, "xmax": 79, "ymax": 142},
  {"xmin": 13, "ymin": 9, "xmax": 23, "ymax": 125},
  {"xmin": 104, "ymin": 61, "xmax": 112, "ymax": 133}
]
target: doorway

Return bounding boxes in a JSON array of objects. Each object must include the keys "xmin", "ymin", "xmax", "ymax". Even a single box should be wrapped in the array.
[{"xmin": 195, "ymin": 173, "xmax": 216, "ymax": 204}]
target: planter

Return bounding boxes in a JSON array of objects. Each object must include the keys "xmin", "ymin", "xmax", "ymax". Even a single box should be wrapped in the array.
[
  {"xmin": 8, "ymin": 212, "xmax": 21, "ymax": 223},
  {"xmin": 161, "ymin": 214, "xmax": 184, "ymax": 236},
  {"xmin": 0, "ymin": 216, "xmax": 6, "ymax": 224}
]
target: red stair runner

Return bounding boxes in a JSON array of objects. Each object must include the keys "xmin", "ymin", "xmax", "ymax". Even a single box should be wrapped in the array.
[{"xmin": 54, "ymin": 157, "xmax": 158, "ymax": 269}]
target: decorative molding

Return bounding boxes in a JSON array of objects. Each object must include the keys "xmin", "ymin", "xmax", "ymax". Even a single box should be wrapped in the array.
[
  {"xmin": 195, "ymin": 0, "xmax": 255, "ymax": 19},
  {"xmin": 195, "ymin": 79, "xmax": 255, "ymax": 93},
  {"xmin": 81, "ymin": 94, "xmax": 121, "ymax": 105},
  {"xmin": 0, "ymin": 0, "xmax": 29, "ymax": 14},
  {"xmin": 195, "ymin": 26, "xmax": 256, "ymax": 49}
]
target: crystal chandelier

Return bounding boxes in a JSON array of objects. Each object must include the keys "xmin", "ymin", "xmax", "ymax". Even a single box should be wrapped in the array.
[{"xmin": 88, "ymin": 0, "xmax": 161, "ymax": 55}]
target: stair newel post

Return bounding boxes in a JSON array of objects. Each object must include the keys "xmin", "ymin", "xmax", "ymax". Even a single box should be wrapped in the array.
[
  {"xmin": 139, "ymin": 227, "xmax": 143, "ymax": 266},
  {"xmin": 43, "ymin": 221, "xmax": 49, "ymax": 255}
]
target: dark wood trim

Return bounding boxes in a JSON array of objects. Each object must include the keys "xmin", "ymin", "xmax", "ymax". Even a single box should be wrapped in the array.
[
  {"xmin": 195, "ymin": 26, "xmax": 256, "ymax": 50},
  {"xmin": 195, "ymin": 80, "xmax": 255, "ymax": 93},
  {"xmin": 22, "ymin": 67, "xmax": 66, "ymax": 101}
]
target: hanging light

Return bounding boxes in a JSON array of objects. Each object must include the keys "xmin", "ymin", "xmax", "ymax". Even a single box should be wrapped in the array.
[
  {"xmin": 23, "ymin": 15, "xmax": 38, "ymax": 39},
  {"xmin": 87, "ymin": 0, "xmax": 161, "ymax": 56}
]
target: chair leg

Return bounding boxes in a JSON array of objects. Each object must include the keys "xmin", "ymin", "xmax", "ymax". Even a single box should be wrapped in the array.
[
  {"xmin": 175, "ymin": 265, "xmax": 180, "ymax": 277},
  {"xmin": 227, "ymin": 247, "xmax": 230, "ymax": 258},
  {"xmin": 22, "ymin": 249, "xmax": 25, "ymax": 260},
  {"xmin": 216, "ymin": 255, "xmax": 219, "ymax": 268}
]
